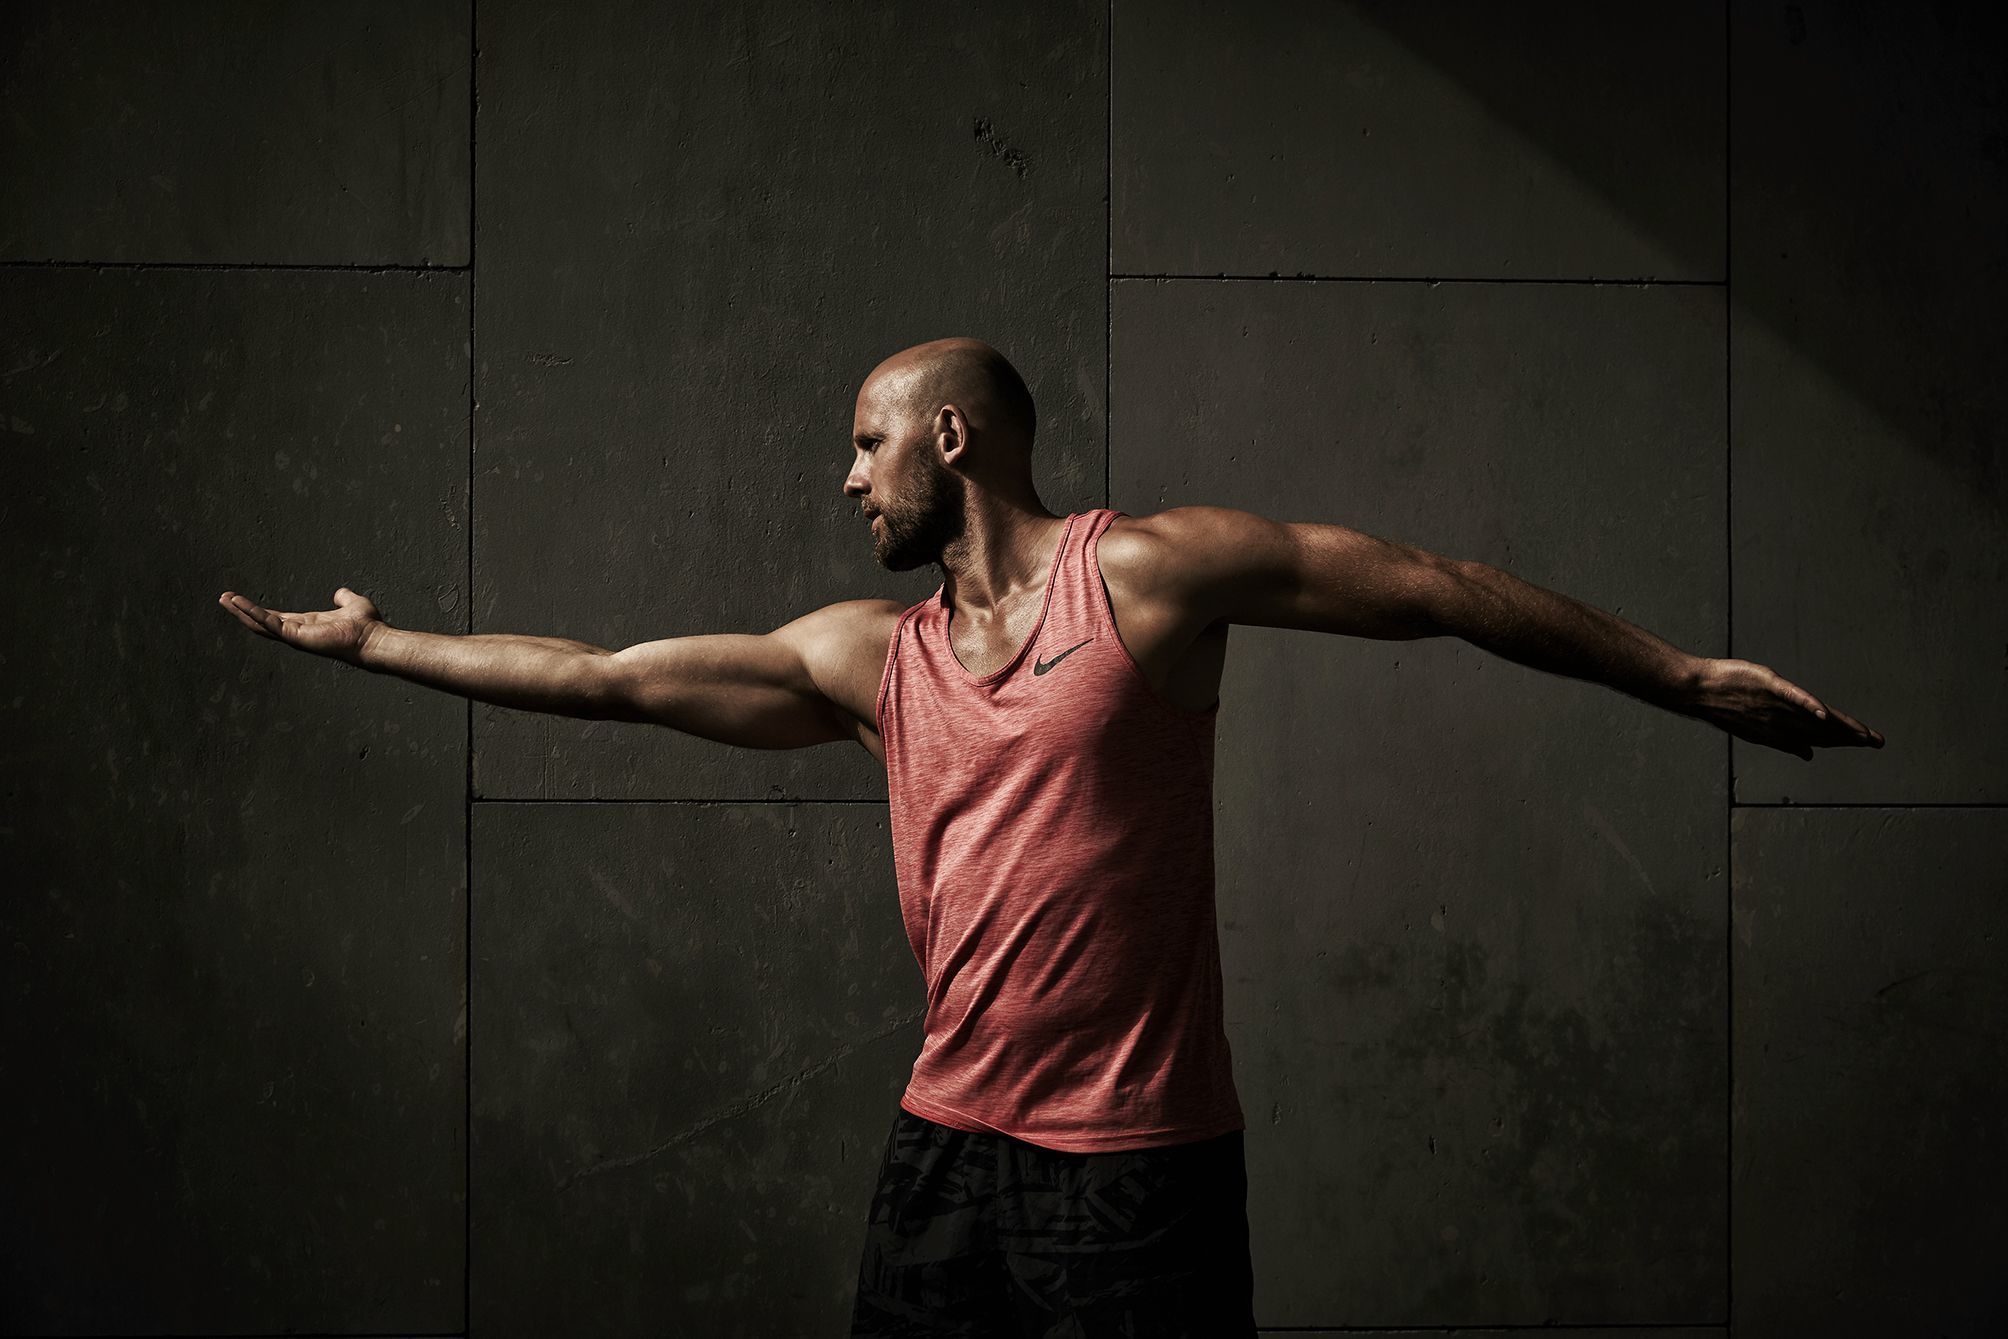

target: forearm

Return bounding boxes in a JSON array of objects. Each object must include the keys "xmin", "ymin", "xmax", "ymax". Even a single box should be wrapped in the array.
[
  {"xmin": 1444, "ymin": 560, "xmax": 1703, "ymax": 712},
  {"xmin": 356, "ymin": 625, "xmax": 612, "ymax": 716}
]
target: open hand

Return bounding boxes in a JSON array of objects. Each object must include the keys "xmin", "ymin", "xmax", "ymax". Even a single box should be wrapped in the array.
[
  {"xmin": 217, "ymin": 586, "xmax": 385, "ymax": 664},
  {"xmin": 1683, "ymin": 657, "xmax": 1883, "ymax": 760}
]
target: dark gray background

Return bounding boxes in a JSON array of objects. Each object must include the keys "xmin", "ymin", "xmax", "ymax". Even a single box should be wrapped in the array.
[{"xmin": 2, "ymin": 1, "xmax": 2002, "ymax": 1334}]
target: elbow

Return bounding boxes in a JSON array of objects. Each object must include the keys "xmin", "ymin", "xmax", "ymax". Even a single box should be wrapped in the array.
[
  {"xmin": 1422, "ymin": 557, "xmax": 1490, "ymax": 638},
  {"xmin": 561, "ymin": 655, "xmax": 624, "ymax": 721}
]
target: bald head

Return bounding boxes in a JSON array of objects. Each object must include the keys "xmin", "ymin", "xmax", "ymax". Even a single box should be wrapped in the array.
[
  {"xmin": 867, "ymin": 337, "xmax": 1037, "ymax": 450},
  {"xmin": 849, "ymin": 338, "xmax": 1047, "ymax": 568}
]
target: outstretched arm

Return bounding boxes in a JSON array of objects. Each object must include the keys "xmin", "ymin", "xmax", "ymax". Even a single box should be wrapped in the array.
[
  {"xmin": 1430, "ymin": 556, "xmax": 1882, "ymax": 759},
  {"xmin": 216, "ymin": 586, "xmax": 880, "ymax": 750},
  {"xmin": 1142, "ymin": 505, "xmax": 1884, "ymax": 761}
]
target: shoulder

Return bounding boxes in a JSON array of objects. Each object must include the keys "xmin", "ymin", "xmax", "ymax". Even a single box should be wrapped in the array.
[
  {"xmin": 1100, "ymin": 504, "xmax": 1281, "ymax": 560},
  {"xmin": 775, "ymin": 597, "xmax": 911, "ymax": 669},
  {"xmin": 768, "ymin": 597, "xmax": 915, "ymax": 737},
  {"xmin": 1098, "ymin": 505, "xmax": 1289, "ymax": 606}
]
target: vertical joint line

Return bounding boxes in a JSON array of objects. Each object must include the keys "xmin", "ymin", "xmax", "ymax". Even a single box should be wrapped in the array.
[
  {"xmin": 1722, "ymin": 0, "xmax": 1734, "ymax": 1326},
  {"xmin": 463, "ymin": 0, "xmax": 478, "ymax": 1332}
]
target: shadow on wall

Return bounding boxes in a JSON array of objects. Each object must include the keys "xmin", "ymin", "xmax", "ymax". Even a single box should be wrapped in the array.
[{"xmin": 1361, "ymin": 0, "xmax": 2005, "ymax": 505}]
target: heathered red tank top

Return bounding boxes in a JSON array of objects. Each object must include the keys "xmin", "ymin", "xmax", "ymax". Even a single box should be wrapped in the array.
[{"xmin": 874, "ymin": 507, "xmax": 1245, "ymax": 1152}]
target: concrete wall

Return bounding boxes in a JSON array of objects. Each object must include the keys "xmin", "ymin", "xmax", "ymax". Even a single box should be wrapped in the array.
[{"xmin": 1, "ymin": 1, "xmax": 2000, "ymax": 1334}]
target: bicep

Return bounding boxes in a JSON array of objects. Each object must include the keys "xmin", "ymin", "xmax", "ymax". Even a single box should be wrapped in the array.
[
  {"xmin": 590, "ymin": 621, "xmax": 850, "ymax": 750},
  {"xmin": 1167, "ymin": 505, "xmax": 1465, "ymax": 640}
]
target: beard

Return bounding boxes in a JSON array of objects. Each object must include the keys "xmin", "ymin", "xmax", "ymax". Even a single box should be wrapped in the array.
[{"xmin": 873, "ymin": 454, "xmax": 965, "ymax": 573}]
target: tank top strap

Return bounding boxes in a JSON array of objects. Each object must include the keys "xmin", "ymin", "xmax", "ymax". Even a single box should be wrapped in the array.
[
  {"xmin": 1048, "ymin": 507, "xmax": 1102, "ymax": 619},
  {"xmin": 1061, "ymin": 506, "xmax": 1126, "ymax": 645}
]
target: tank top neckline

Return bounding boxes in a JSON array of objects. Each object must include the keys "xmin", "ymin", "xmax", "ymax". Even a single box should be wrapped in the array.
[{"xmin": 936, "ymin": 510, "xmax": 1084, "ymax": 686}]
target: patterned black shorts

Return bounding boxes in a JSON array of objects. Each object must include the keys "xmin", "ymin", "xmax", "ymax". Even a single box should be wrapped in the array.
[{"xmin": 848, "ymin": 1105, "xmax": 1257, "ymax": 1338}]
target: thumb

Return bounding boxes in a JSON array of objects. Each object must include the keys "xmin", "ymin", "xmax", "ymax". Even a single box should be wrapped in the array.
[{"xmin": 333, "ymin": 586, "xmax": 356, "ymax": 606}]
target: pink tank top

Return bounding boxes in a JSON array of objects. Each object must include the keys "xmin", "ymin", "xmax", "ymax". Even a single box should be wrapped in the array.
[{"xmin": 875, "ymin": 507, "xmax": 1245, "ymax": 1152}]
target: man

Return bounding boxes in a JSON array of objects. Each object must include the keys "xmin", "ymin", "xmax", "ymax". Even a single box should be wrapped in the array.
[{"xmin": 219, "ymin": 336, "xmax": 1882, "ymax": 1337}]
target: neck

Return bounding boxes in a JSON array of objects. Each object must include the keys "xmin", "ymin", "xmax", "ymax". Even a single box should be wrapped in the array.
[{"xmin": 938, "ymin": 494, "xmax": 1067, "ymax": 616}]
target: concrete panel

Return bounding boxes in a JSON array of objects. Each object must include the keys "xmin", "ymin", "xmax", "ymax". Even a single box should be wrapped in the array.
[
  {"xmin": 472, "ymin": 0, "xmax": 1107, "ymax": 800},
  {"xmin": 0, "ymin": 0, "xmax": 469, "ymax": 265},
  {"xmin": 0, "ymin": 268, "xmax": 468, "ymax": 1331},
  {"xmin": 1114, "ymin": 0, "xmax": 1723, "ymax": 280},
  {"xmin": 1729, "ymin": 1, "xmax": 2007, "ymax": 804},
  {"xmin": 1731, "ymin": 807, "xmax": 2008, "ymax": 1336},
  {"xmin": 1115, "ymin": 279, "xmax": 1727, "ymax": 1324},
  {"xmin": 469, "ymin": 801, "xmax": 919, "ymax": 1336}
]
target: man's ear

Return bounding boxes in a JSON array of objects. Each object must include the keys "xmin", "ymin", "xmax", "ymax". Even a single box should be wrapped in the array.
[{"xmin": 934, "ymin": 403, "xmax": 969, "ymax": 464}]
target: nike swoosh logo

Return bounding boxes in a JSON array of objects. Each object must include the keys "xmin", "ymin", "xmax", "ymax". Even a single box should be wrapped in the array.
[{"xmin": 1033, "ymin": 638, "xmax": 1092, "ymax": 675}]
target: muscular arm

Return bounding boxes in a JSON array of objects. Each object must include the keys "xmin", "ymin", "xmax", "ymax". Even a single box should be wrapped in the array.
[
  {"xmin": 1144, "ymin": 504, "xmax": 1468, "ymax": 642},
  {"xmin": 1424, "ymin": 560, "xmax": 1704, "ymax": 713},
  {"xmin": 219, "ymin": 586, "xmax": 898, "ymax": 753},
  {"xmin": 1418, "ymin": 557, "xmax": 1881, "ymax": 755},
  {"xmin": 1131, "ymin": 505, "xmax": 1882, "ymax": 759},
  {"xmin": 358, "ymin": 624, "xmax": 618, "ymax": 716},
  {"xmin": 581, "ymin": 599, "xmax": 899, "ymax": 750}
]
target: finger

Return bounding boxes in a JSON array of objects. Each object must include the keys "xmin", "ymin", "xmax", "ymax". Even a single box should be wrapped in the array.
[
  {"xmin": 219, "ymin": 593, "xmax": 277, "ymax": 639},
  {"xmin": 1768, "ymin": 670, "xmax": 1827, "ymax": 719},
  {"xmin": 1825, "ymin": 705, "xmax": 1883, "ymax": 746},
  {"xmin": 1799, "ymin": 703, "xmax": 1874, "ymax": 749},
  {"xmin": 243, "ymin": 596, "xmax": 296, "ymax": 640}
]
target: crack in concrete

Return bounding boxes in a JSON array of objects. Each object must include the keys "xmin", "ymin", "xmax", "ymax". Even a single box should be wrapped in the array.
[
  {"xmin": 555, "ymin": 1007, "xmax": 924, "ymax": 1191},
  {"xmin": 972, "ymin": 115, "xmax": 1031, "ymax": 178}
]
